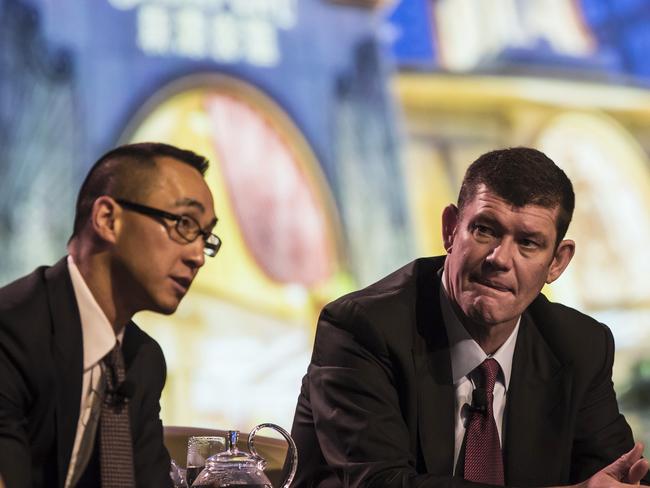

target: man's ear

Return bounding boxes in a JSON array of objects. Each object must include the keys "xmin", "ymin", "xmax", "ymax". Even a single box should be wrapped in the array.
[
  {"xmin": 90, "ymin": 196, "xmax": 121, "ymax": 244},
  {"xmin": 546, "ymin": 239, "xmax": 575, "ymax": 284},
  {"xmin": 442, "ymin": 204, "xmax": 459, "ymax": 253}
]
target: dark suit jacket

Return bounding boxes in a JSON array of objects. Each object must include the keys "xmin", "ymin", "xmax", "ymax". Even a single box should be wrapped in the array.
[
  {"xmin": 290, "ymin": 256, "xmax": 645, "ymax": 488},
  {"xmin": 0, "ymin": 258, "xmax": 173, "ymax": 488}
]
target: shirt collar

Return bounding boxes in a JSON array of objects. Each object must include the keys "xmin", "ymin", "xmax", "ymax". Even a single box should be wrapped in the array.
[
  {"xmin": 67, "ymin": 255, "xmax": 123, "ymax": 370},
  {"xmin": 439, "ymin": 270, "xmax": 519, "ymax": 389}
]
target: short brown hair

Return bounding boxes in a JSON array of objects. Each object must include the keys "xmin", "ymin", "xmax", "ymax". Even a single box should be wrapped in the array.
[
  {"xmin": 71, "ymin": 142, "xmax": 209, "ymax": 238},
  {"xmin": 458, "ymin": 147, "xmax": 575, "ymax": 243}
]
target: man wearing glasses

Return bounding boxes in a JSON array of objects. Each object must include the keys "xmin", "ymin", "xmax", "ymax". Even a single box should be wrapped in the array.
[{"xmin": 0, "ymin": 142, "xmax": 221, "ymax": 487}]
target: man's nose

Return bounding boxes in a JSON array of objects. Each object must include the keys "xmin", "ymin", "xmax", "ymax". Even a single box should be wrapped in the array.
[
  {"xmin": 183, "ymin": 237, "xmax": 206, "ymax": 269},
  {"xmin": 485, "ymin": 238, "xmax": 514, "ymax": 270}
]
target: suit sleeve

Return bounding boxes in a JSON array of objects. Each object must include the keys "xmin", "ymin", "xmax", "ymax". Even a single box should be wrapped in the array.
[
  {"xmin": 570, "ymin": 324, "xmax": 650, "ymax": 485},
  {"xmin": 0, "ymin": 322, "xmax": 33, "ymax": 488},
  {"xmin": 132, "ymin": 342, "xmax": 172, "ymax": 488},
  {"xmin": 303, "ymin": 299, "xmax": 487, "ymax": 488}
]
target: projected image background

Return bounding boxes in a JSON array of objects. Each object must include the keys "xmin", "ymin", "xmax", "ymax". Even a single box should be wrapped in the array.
[{"xmin": 2, "ymin": 0, "xmax": 650, "ymax": 443}]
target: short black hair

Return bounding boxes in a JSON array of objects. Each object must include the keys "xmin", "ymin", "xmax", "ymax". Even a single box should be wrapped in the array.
[
  {"xmin": 458, "ymin": 147, "xmax": 575, "ymax": 243},
  {"xmin": 71, "ymin": 142, "xmax": 209, "ymax": 238}
]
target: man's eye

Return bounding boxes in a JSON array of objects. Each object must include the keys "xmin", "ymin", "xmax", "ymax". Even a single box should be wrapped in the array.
[
  {"xmin": 178, "ymin": 216, "xmax": 197, "ymax": 232},
  {"xmin": 472, "ymin": 224, "xmax": 495, "ymax": 237},
  {"xmin": 520, "ymin": 238, "xmax": 539, "ymax": 249}
]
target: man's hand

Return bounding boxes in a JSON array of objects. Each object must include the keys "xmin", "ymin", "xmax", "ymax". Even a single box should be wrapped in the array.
[{"xmin": 579, "ymin": 443, "xmax": 649, "ymax": 488}]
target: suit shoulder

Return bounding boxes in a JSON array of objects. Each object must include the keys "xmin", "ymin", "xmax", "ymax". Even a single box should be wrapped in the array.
[
  {"xmin": 328, "ymin": 256, "xmax": 443, "ymax": 313},
  {"xmin": 319, "ymin": 257, "xmax": 443, "ymax": 346},
  {"xmin": 0, "ymin": 266, "xmax": 50, "ymax": 316},
  {"xmin": 0, "ymin": 266, "xmax": 59, "ymax": 397},
  {"xmin": 529, "ymin": 294, "xmax": 609, "ymax": 336},
  {"xmin": 528, "ymin": 294, "xmax": 613, "ymax": 364},
  {"xmin": 0, "ymin": 267, "xmax": 56, "ymax": 351}
]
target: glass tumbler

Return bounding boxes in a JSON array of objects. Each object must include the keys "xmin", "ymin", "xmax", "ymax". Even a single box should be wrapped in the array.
[{"xmin": 186, "ymin": 436, "xmax": 226, "ymax": 487}]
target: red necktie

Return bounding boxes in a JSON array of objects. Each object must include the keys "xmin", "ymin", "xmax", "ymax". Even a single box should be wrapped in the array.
[{"xmin": 463, "ymin": 358, "xmax": 504, "ymax": 485}]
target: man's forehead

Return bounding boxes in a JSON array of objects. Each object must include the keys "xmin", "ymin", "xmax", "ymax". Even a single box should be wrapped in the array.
[
  {"xmin": 150, "ymin": 157, "xmax": 217, "ymax": 220},
  {"xmin": 152, "ymin": 156, "xmax": 208, "ymax": 189},
  {"xmin": 468, "ymin": 186, "xmax": 559, "ymax": 213},
  {"xmin": 463, "ymin": 188, "xmax": 560, "ymax": 228}
]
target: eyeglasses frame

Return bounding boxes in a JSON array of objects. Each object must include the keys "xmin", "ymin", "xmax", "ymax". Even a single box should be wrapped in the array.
[{"xmin": 115, "ymin": 198, "xmax": 221, "ymax": 257}]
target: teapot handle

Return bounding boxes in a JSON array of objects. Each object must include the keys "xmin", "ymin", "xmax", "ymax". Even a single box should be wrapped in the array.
[{"xmin": 248, "ymin": 423, "xmax": 298, "ymax": 488}]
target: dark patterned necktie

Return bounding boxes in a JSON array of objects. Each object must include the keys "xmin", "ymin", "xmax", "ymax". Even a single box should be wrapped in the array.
[
  {"xmin": 100, "ymin": 343, "xmax": 136, "ymax": 487},
  {"xmin": 463, "ymin": 358, "xmax": 504, "ymax": 485}
]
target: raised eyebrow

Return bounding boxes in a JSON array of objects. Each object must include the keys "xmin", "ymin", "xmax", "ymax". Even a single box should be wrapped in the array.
[
  {"xmin": 518, "ymin": 231, "xmax": 547, "ymax": 243},
  {"xmin": 173, "ymin": 198, "xmax": 205, "ymax": 213},
  {"xmin": 472, "ymin": 214, "xmax": 501, "ymax": 229}
]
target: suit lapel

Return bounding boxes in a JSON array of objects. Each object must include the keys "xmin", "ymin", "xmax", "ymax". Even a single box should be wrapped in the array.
[
  {"xmin": 504, "ymin": 311, "xmax": 573, "ymax": 486},
  {"xmin": 45, "ymin": 258, "xmax": 84, "ymax": 488},
  {"xmin": 122, "ymin": 321, "xmax": 143, "ymax": 433},
  {"xmin": 413, "ymin": 259, "xmax": 456, "ymax": 475},
  {"xmin": 121, "ymin": 321, "xmax": 139, "ymax": 370}
]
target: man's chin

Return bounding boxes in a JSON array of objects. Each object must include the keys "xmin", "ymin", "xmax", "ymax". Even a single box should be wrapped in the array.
[
  {"xmin": 151, "ymin": 297, "xmax": 181, "ymax": 315},
  {"xmin": 467, "ymin": 301, "xmax": 518, "ymax": 328},
  {"xmin": 158, "ymin": 306, "xmax": 178, "ymax": 315}
]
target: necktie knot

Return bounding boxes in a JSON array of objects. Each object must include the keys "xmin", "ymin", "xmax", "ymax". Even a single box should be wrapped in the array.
[
  {"xmin": 479, "ymin": 358, "xmax": 500, "ymax": 394},
  {"xmin": 103, "ymin": 344, "xmax": 126, "ymax": 402},
  {"xmin": 104, "ymin": 344, "xmax": 119, "ymax": 365},
  {"xmin": 103, "ymin": 343, "xmax": 123, "ymax": 371}
]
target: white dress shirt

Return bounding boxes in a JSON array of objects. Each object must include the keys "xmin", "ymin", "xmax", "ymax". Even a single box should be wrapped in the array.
[
  {"xmin": 65, "ymin": 256, "xmax": 123, "ymax": 487},
  {"xmin": 439, "ymin": 272, "xmax": 520, "ymax": 473}
]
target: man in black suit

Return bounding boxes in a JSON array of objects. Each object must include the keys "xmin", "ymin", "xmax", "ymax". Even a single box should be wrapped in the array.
[
  {"xmin": 290, "ymin": 148, "xmax": 649, "ymax": 488},
  {"xmin": 0, "ymin": 142, "xmax": 221, "ymax": 487}
]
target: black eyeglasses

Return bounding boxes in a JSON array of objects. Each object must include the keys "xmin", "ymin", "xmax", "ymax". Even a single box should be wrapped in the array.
[{"xmin": 116, "ymin": 199, "xmax": 221, "ymax": 257}]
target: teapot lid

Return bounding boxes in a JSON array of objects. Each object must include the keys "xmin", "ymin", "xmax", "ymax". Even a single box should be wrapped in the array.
[{"xmin": 205, "ymin": 430, "xmax": 263, "ymax": 469}]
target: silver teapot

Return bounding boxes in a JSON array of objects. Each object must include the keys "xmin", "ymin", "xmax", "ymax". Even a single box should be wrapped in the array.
[{"xmin": 191, "ymin": 423, "xmax": 297, "ymax": 488}]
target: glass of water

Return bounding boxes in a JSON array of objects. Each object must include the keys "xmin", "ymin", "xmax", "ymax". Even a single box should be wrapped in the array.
[{"xmin": 186, "ymin": 436, "xmax": 226, "ymax": 487}]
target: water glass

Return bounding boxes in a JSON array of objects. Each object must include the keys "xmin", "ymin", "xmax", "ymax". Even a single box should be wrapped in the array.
[{"xmin": 186, "ymin": 436, "xmax": 226, "ymax": 487}]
